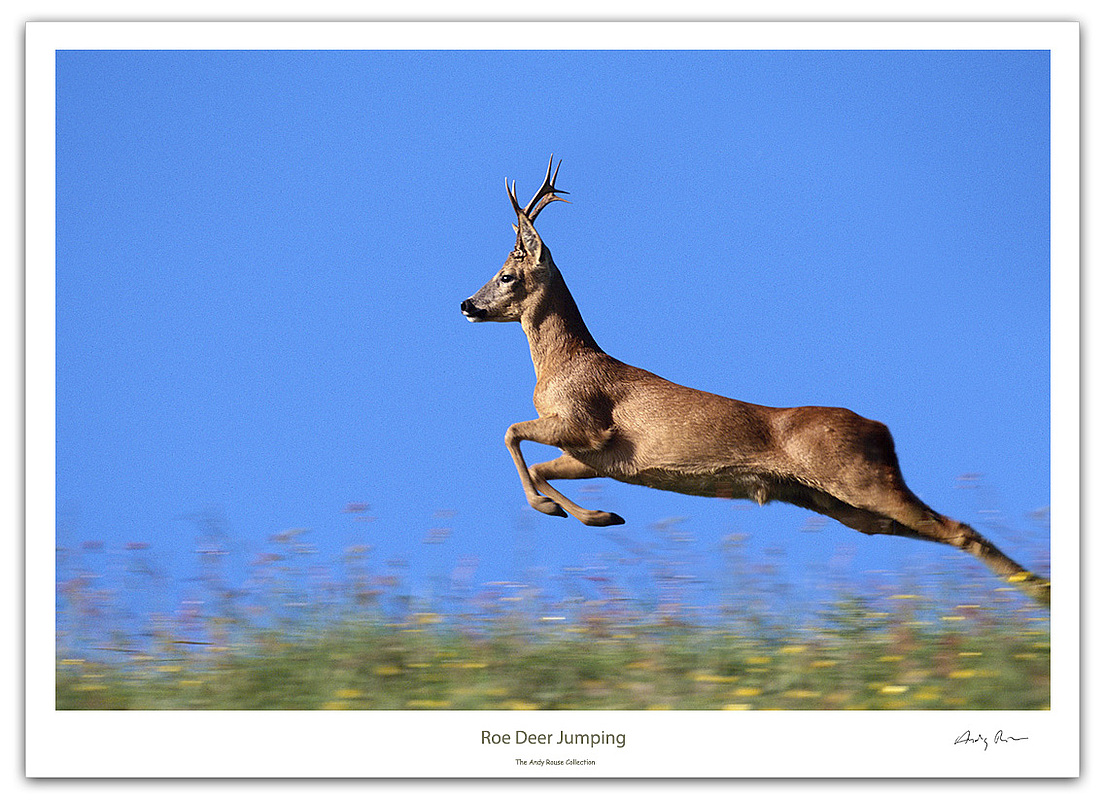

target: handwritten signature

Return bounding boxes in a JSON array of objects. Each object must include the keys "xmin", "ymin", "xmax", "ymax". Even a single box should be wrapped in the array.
[{"xmin": 954, "ymin": 730, "xmax": 1028, "ymax": 751}]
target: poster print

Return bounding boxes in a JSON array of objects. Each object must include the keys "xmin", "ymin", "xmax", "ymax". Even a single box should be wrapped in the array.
[{"xmin": 27, "ymin": 20, "xmax": 1078, "ymax": 778}]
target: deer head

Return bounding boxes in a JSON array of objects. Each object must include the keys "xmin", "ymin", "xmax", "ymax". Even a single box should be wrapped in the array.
[{"xmin": 461, "ymin": 156, "xmax": 569, "ymax": 323}]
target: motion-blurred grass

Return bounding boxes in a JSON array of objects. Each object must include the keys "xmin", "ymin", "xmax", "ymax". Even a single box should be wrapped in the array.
[{"xmin": 56, "ymin": 510, "xmax": 1049, "ymax": 711}]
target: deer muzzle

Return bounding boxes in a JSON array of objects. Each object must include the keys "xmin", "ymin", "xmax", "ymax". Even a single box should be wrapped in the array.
[{"xmin": 460, "ymin": 298, "xmax": 487, "ymax": 322}]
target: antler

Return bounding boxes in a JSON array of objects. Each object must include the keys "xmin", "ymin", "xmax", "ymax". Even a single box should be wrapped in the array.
[{"xmin": 506, "ymin": 155, "xmax": 570, "ymax": 222}]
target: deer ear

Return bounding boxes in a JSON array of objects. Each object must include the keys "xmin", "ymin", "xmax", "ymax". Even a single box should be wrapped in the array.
[{"xmin": 515, "ymin": 212, "xmax": 544, "ymax": 261}]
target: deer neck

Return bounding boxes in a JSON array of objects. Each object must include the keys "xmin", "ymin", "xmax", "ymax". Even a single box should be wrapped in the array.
[{"xmin": 521, "ymin": 266, "xmax": 602, "ymax": 379}]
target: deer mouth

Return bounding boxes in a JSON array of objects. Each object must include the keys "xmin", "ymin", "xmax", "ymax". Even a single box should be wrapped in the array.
[{"xmin": 461, "ymin": 299, "xmax": 487, "ymax": 322}]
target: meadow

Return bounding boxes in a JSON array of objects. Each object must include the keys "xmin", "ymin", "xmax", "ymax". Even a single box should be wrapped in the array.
[{"xmin": 56, "ymin": 511, "xmax": 1050, "ymax": 711}]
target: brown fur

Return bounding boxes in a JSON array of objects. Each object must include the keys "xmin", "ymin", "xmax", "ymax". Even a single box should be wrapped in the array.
[{"xmin": 461, "ymin": 159, "xmax": 1050, "ymax": 607}]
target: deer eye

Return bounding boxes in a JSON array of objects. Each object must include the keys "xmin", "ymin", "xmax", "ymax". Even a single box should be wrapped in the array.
[{"xmin": 500, "ymin": 273, "xmax": 516, "ymax": 284}]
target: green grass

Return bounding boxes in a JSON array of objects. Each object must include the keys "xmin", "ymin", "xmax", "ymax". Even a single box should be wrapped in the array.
[{"xmin": 56, "ymin": 593, "xmax": 1049, "ymax": 710}]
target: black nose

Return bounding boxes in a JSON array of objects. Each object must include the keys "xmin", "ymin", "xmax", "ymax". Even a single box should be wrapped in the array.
[{"xmin": 461, "ymin": 299, "xmax": 484, "ymax": 318}]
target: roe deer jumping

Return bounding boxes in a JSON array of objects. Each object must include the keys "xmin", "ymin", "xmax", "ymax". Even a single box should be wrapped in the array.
[{"xmin": 461, "ymin": 157, "xmax": 1050, "ymax": 607}]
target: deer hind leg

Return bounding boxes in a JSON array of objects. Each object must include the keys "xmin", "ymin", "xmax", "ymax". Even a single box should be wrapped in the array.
[
  {"xmin": 530, "ymin": 454, "xmax": 625, "ymax": 527},
  {"xmin": 886, "ymin": 497, "xmax": 1050, "ymax": 607},
  {"xmin": 826, "ymin": 477, "xmax": 1051, "ymax": 607}
]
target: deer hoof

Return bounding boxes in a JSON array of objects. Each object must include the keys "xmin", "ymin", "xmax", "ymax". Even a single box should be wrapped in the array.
[
  {"xmin": 583, "ymin": 511, "xmax": 625, "ymax": 527},
  {"xmin": 531, "ymin": 496, "xmax": 567, "ymax": 517}
]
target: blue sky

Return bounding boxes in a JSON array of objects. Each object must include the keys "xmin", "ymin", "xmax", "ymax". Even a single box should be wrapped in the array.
[{"xmin": 55, "ymin": 48, "xmax": 1051, "ymax": 623}]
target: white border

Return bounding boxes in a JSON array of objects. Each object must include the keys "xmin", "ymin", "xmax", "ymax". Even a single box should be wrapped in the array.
[
  {"xmin": 26, "ymin": 20, "xmax": 1079, "ymax": 779},
  {"xmin": 26, "ymin": 19, "xmax": 1080, "ymax": 51}
]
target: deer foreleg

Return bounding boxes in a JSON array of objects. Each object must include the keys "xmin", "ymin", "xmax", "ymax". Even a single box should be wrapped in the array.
[
  {"xmin": 504, "ymin": 416, "xmax": 616, "ymax": 521},
  {"xmin": 530, "ymin": 454, "xmax": 625, "ymax": 527},
  {"xmin": 503, "ymin": 417, "xmax": 575, "ymax": 517}
]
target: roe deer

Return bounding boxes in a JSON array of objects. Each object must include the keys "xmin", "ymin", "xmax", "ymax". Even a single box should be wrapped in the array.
[{"xmin": 461, "ymin": 157, "xmax": 1050, "ymax": 607}]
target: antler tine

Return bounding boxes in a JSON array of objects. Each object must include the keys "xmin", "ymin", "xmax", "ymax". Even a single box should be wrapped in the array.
[
  {"xmin": 506, "ymin": 177, "xmax": 524, "ymax": 217},
  {"xmin": 528, "ymin": 191, "xmax": 570, "ymax": 221},
  {"xmin": 523, "ymin": 155, "xmax": 570, "ymax": 221},
  {"xmin": 523, "ymin": 156, "xmax": 558, "ymax": 215}
]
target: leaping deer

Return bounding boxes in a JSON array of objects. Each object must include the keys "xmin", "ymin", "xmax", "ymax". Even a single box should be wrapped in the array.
[{"xmin": 461, "ymin": 157, "xmax": 1050, "ymax": 607}]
